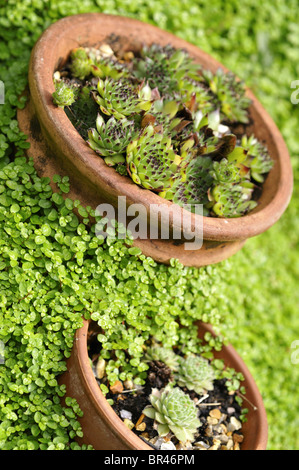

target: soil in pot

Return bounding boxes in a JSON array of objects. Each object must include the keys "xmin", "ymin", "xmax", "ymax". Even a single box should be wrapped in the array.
[{"xmin": 87, "ymin": 324, "xmax": 249, "ymax": 451}]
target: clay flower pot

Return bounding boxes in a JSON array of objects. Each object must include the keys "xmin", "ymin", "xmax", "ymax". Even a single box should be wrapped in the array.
[
  {"xmin": 17, "ymin": 13, "xmax": 293, "ymax": 267},
  {"xmin": 58, "ymin": 319, "xmax": 268, "ymax": 450}
]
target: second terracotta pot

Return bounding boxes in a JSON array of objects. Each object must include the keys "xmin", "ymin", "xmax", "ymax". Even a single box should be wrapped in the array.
[{"xmin": 59, "ymin": 319, "xmax": 268, "ymax": 450}]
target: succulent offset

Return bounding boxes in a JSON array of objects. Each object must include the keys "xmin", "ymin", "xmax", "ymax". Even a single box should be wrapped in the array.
[
  {"xmin": 207, "ymin": 180, "xmax": 257, "ymax": 218},
  {"xmin": 241, "ymin": 134, "xmax": 274, "ymax": 183},
  {"xmin": 126, "ymin": 125, "xmax": 182, "ymax": 192},
  {"xmin": 52, "ymin": 79, "xmax": 79, "ymax": 109},
  {"xmin": 175, "ymin": 355, "xmax": 215, "ymax": 395},
  {"xmin": 69, "ymin": 47, "xmax": 93, "ymax": 80},
  {"xmin": 202, "ymin": 68, "xmax": 252, "ymax": 123},
  {"xmin": 94, "ymin": 77, "xmax": 152, "ymax": 119},
  {"xmin": 143, "ymin": 385, "xmax": 201, "ymax": 443},
  {"xmin": 144, "ymin": 344, "xmax": 180, "ymax": 372},
  {"xmin": 87, "ymin": 114, "xmax": 138, "ymax": 166},
  {"xmin": 52, "ymin": 41, "xmax": 274, "ymax": 218},
  {"xmin": 133, "ymin": 43, "xmax": 201, "ymax": 97}
]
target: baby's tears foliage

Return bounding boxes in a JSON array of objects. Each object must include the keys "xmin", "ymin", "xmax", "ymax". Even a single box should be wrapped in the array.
[{"xmin": 0, "ymin": 0, "xmax": 299, "ymax": 451}]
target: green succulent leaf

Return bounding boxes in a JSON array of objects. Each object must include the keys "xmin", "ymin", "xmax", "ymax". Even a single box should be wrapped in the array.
[
  {"xmin": 94, "ymin": 78, "xmax": 152, "ymax": 119},
  {"xmin": 143, "ymin": 386, "xmax": 201, "ymax": 443},
  {"xmin": 52, "ymin": 80, "xmax": 79, "ymax": 109},
  {"xmin": 87, "ymin": 114, "xmax": 139, "ymax": 166},
  {"xmin": 126, "ymin": 125, "xmax": 182, "ymax": 192},
  {"xmin": 144, "ymin": 344, "xmax": 180, "ymax": 371},
  {"xmin": 175, "ymin": 355, "xmax": 215, "ymax": 395},
  {"xmin": 70, "ymin": 48, "xmax": 93, "ymax": 80}
]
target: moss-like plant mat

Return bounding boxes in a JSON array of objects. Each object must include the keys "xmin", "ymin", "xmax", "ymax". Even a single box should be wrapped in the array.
[{"xmin": 0, "ymin": 0, "xmax": 299, "ymax": 451}]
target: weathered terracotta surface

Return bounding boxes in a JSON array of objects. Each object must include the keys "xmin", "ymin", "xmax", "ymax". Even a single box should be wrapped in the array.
[
  {"xmin": 59, "ymin": 319, "xmax": 268, "ymax": 450},
  {"xmin": 17, "ymin": 13, "xmax": 293, "ymax": 266}
]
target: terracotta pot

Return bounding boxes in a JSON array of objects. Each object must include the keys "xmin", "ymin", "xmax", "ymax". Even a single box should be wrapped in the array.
[
  {"xmin": 58, "ymin": 319, "xmax": 268, "ymax": 450},
  {"xmin": 17, "ymin": 13, "xmax": 293, "ymax": 267}
]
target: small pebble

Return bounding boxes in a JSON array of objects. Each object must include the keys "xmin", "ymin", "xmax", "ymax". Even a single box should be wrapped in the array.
[
  {"xmin": 207, "ymin": 417, "xmax": 219, "ymax": 425},
  {"xmin": 176, "ymin": 441, "xmax": 193, "ymax": 450},
  {"xmin": 227, "ymin": 407, "xmax": 236, "ymax": 414},
  {"xmin": 161, "ymin": 441, "xmax": 176, "ymax": 450},
  {"xmin": 233, "ymin": 433, "xmax": 244, "ymax": 443},
  {"xmin": 152, "ymin": 437, "xmax": 165, "ymax": 448},
  {"xmin": 96, "ymin": 358, "xmax": 106, "ymax": 379},
  {"xmin": 98, "ymin": 43, "xmax": 114, "ymax": 57},
  {"xmin": 135, "ymin": 414, "xmax": 145, "ymax": 427},
  {"xmin": 226, "ymin": 438, "xmax": 234, "ymax": 450},
  {"xmin": 120, "ymin": 409, "xmax": 132, "ymax": 420},
  {"xmin": 123, "ymin": 419, "xmax": 134, "ymax": 430},
  {"xmin": 110, "ymin": 380, "xmax": 124, "ymax": 394},
  {"xmin": 123, "ymin": 379, "xmax": 134, "ymax": 390},
  {"xmin": 136, "ymin": 422, "xmax": 146, "ymax": 432},
  {"xmin": 214, "ymin": 434, "xmax": 229, "ymax": 444},
  {"xmin": 209, "ymin": 408, "xmax": 222, "ymax": 420},
  {"xmin": 194, "ymin": 441, "xmax": 210, "ymax": 450},
  {"xmin": 214, "ymin": 423, "xmax": 227, "ymax": 434},
  {"xmin": 123, "ymin": 51, "xmax": 134, "ymax": 61},
  {"xmin": 227, "ymin": 417, "xmax": 242, "ymax": 432},
  {"xmin": 205, "ymin": 424, "xmax": 213, "ymax": 437},
  {"xmin": 209, "ymin": 443, "xmax": 220, "ymax": 450}
]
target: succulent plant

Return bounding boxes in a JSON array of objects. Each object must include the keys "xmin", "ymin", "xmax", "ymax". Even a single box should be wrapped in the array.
[
  {"xmin": 87, "ymin": 114, "xmax": 139, "ymax": 166},
  {"xmin": 177, "ymin": 76, "xmax": 214, "ymax": 116},
  {"xmin": 175, "ymin": 354, "xmax": 215, "ymax": 395},
  {"xmin": 133, "ymin": 43, "xmax": 201, "ymax": 97},
  {"xmin": 202, "ymin": 68, "xmax": 251, "ymax": 123},
  {"xmin": 52, "ymin": 79, "xmax": 79, "ymax": 109},
  {"xmin": 93, "ymin": 77, "xmax": 152, "ymax": 119},
  {"xmin": 126, "ymin": 124, "xmax": 182, "ymax": 192},
  {"xmin": 241, "ymin": 134, "xmax": 274, "ymax": 183},
  {"xmin": 143, "ymin": 385, "xmax": 201, "ymax": 443},
  {"xmin": 69, "ymin": 47, "xmax": 93, "ymax": 80},
  {"xmin": 148, "ymin": 98, "xmax": 182, "ymax": 134},
  {"xmin": 91, "ymin": 56, "xmax": 129, "ymax": 80},
  {"xmin": 133, "ymin": 44, "xmax": 179, "ymax": 96},
  {"xmin": 144, "ymin": 344, "xmax": 180, "ymax": 372},
  {"xmin": 207, "ymin": 180, "xmax": 257, "ymax": 218},
  {"xmin": 161, "ymin": 155, "xmax": 213, "ymax": 213},
  {"xmin": 209, "ymin": 157, "xmax": 243, "ymax": 185}
]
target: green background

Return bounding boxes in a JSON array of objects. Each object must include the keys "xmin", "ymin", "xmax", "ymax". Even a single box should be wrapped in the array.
[{"xmin": 0, "ymin": 0, "xmax": 299, "ymax": 450}]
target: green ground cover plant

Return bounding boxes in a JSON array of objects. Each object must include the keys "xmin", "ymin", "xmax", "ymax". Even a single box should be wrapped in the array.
[{"xmin": 0, "ymin": 0, "xmax": 298, "ymax": 450}]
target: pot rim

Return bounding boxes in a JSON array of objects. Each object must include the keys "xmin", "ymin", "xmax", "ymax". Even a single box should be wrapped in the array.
[
  {"xmin": 27, "ymin": 12, "xmax": 293, "ymax": 242},
  {"xmin": 72, "ymin": 318, "xmax": 268, "ymax": 450}
]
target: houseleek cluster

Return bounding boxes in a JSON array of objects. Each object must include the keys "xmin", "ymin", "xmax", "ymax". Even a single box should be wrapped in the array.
[
  {"xmin": 143, "ymin": 386, "xmax": 201, "ymax": 443},
  {"xmin": 142, "ymin": 348, "xmax": 217, "ymax": 443},
  {"xmin": 52, "ymin": 42, "xmax": 274, "ymax": 218}
]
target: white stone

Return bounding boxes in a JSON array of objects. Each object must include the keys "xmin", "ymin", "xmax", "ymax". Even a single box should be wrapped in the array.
[
  {"xmin": 160, "ymin": 441, "xmax": 176, "ymax": 450},
  {"xmin": 227, "ymin": 417, "xmax": 242, "ymax": 432},
  {"xmin": 120, "ymin": 409, "xmax": 132, "ymax": 420}
]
